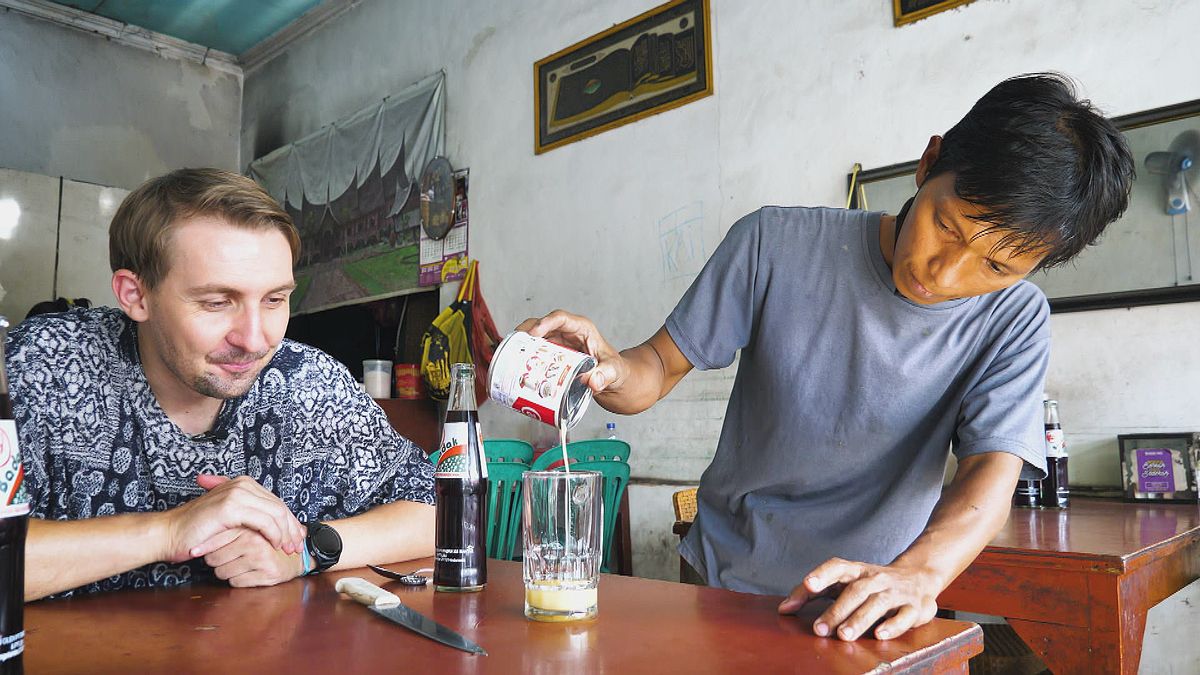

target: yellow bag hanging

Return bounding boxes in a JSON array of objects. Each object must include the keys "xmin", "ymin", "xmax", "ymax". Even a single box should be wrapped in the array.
[{"xmin": 420, "ymin": 263, "xmax": 476, "ymax": 400}]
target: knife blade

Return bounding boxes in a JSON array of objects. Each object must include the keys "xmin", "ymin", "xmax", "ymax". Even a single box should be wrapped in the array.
[{"xmin": 335, "ymin": 577, "xmax": 487, "ymax": 656}]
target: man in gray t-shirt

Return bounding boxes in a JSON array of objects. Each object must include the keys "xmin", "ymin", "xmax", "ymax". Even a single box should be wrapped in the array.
[{"xmin": 518, "ymin": 74, "xmax": 1134, "ymax": 642}]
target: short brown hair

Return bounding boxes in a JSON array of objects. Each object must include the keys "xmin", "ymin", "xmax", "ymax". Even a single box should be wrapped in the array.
[{"xmin": 109, "ymin": 168, "xmax": 301, "ymax": 288}]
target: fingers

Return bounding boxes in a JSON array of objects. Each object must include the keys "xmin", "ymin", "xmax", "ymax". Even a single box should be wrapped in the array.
[
  {"xmin": 196, "ymin": 474, "xmax": 232, "ymax": 490},
  {"xmin": 874, "ymin": 605, "xmax": 921, "ymax": 641},
  {"xmin": 778, "ymin": 583, "xmax": 815, "ymax": 614},
  {"xmin": 190, "ymin": 528, "xmax": 243, "ymax": 559},
  {"xmin": 171, "ymin": 476, "xmax": 306, "ymax": 560},
  {"xmin": 830, "ymin": 591, "xmax": 895, "ymax": 641}
]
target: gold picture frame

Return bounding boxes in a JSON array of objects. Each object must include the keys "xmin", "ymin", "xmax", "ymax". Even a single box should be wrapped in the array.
[
  {"xmin": 893, "ymin": 0, "xmax": 975, "ymax": 27},
  {"xmin": 534, "ymin": 0, "xmax": 713, "ymax": 154}
]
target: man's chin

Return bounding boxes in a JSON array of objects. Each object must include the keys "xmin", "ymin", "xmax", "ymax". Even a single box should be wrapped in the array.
[{"xmin": 194, "ymin": 371, "xmax": 261, "ymax": 400}]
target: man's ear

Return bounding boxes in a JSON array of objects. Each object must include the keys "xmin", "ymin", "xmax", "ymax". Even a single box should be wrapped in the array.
[
  {"xmin": 914, "ymin": 135, "xmax": 943, "ymax": 188},
  {"xmin": 112, "ymin": 270, "xmax": 150, "ymax": 322}
]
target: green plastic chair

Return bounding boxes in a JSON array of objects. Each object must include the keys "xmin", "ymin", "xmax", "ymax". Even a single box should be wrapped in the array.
[
  {"xmin": 485, "ymin": 461, "xmax": 528, "ymax": 560},
  {"xmin": 484, "ymin": 439, "xmax": 534, "ymax": 464},
  {"xmin": 539, "ymin": 458, "xmax": 630, "ymax": 574},
  {"xmin": 530, "ymin": 438, "xmax": 631, "ymax": 470}
]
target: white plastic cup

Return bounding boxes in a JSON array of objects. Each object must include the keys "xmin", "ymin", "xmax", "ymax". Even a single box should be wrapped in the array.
[{"xmin": 363, "ymin": 359, "xmax": 393, "ymax": 398}]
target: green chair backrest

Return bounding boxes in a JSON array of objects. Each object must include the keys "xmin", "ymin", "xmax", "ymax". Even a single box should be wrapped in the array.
[
  {"xmin": 530, "ymin": 438, "xmax": 631, "ymax": 470},
  {"xmin": 485, "ymin": 461, "xmax": 528, "ymax": 561},
  {"xmin": 484, "ymin": 438, "xmax": 535, "ymax": 464},
  {"xmin": 542, "ymin": 459, "xmax": 630, "ymax": 574}
]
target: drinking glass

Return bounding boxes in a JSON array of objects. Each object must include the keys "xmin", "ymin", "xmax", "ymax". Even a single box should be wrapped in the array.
[{"xmin": 522, "ymin": 470, "xmax": 602, "ymax": 622}]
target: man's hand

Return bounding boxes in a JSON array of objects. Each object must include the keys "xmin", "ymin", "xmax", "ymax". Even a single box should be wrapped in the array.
[
  {"xmin": 517, "ymin": 310, "xmax": 627, "ymax": 394},
  {"xmin": 205, "ymin": 528, "xmax": 305, "ymax": 587},
  {"xmin": 159, "ymin": 474, "xmax": 306, "ymax": 563},
  {"xmin": 778, "ymin": 558, "xmax": 940, "ymax": 641}
]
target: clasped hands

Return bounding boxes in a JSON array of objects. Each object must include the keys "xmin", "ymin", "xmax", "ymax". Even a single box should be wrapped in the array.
[
  {"xmin": 778, "ymin": 557, "xmax": 943, "ymax": 641},
  {"xmin": 161, "ymin": 474, "xmax": 308, "ymax": 587}
]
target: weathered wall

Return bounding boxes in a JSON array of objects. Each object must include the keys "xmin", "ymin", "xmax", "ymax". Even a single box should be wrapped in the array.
[{"xmin": 0, "ymin": 9, "xmax": 241, "ymax": 190}]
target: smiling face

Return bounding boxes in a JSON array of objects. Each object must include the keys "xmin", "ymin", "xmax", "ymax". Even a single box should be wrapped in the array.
[
  {"xmin": 135, "ymin": 215, "xmax": 295, "ymax": 402},
  {"xmin": 889, "ymin": 139, "xmax": 1048, "ymax": 305}
]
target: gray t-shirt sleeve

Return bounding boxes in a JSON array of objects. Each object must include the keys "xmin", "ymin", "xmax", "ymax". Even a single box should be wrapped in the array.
[
  {"xmin": 666, "ymin": 209, "xmax": 764, "ymax": 370},
  {"xmin": 952, "ymin": 298, "xmax": 1051, "ymax": 479}
]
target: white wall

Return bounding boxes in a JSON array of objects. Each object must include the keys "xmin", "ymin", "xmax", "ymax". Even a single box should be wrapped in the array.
[
  {"xmin": 242, "ymin": 2, "xmax": 1200, "ymax": 670},
  {"xmin": 0, "ymin": 10, "xmax": 242, "ymax": 191}
]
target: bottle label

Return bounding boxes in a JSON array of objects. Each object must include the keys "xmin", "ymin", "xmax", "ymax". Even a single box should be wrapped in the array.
[
  {"xmin": 434, "ymin": 422, "xmax": 487, "ymax": 478},
  {"xmin": 0, "ymin": 629, "xmax": 24, "ymax": 663},
  {"xmin": 1045, "ymin": 428, "xmax": 1066, "ymax": 458},
  {"xmin": 0, "ymin": 420, "xmax": 29, "ymax": 513}
]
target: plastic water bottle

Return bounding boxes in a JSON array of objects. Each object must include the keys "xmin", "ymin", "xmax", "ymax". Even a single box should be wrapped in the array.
[{"xmin": 605, "ymin": 422, "xmax": 618, "ymax": 440}]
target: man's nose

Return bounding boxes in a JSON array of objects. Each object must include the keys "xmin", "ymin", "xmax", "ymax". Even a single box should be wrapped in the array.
[
  {"xmin": 928, "ymin": 247, "xmax": 971, "ymax": 290},
  {"xmin": 227, "ymin": 305, "xmax": 269, "ymax": 355}
]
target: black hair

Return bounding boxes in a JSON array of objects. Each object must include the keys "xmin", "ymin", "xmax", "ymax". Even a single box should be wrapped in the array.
[
  {"xmin": 927, "ymin": 73, "xmax": 1135, "ymax": 270},
  {"xmin": 25, "ymin": 297, "xmax": 91, "ymax": 320}
]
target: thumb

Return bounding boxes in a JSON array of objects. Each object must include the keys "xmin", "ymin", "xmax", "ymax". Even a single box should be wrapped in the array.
[
  {"xmin": 587, "ymin": 364, "xmax": 618, "ymax": 393},
  {"xmin": 196, "ymin": 474, "xmax": 231, "ymax": 491}
]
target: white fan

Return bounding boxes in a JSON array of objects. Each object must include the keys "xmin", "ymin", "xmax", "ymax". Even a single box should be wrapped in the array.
[{"xmin": 1144, "ymin": 130, "xmax": 1200, "ymax": 215}]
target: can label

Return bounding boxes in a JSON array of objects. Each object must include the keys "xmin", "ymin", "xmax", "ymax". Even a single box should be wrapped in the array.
[
  {"xmin": 488, "ymin": 332, "xmax": 595, "ymax": 429},
  {"xmin": 1045, "ymin": 428, "xmax": 1066, "ymax": 458},
  {"xmin": 393, "ymin": 364, "xmax": 423, "ymax": 400},
  {"xmin": 435, "ymin": 422, "xmax": 487, "ymax": 478},
  {"xmin": 0, "ymin": 421, "xmax": 28, "ymax": 514}
]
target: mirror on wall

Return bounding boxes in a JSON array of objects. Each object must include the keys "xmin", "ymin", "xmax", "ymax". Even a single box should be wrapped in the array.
[{"xmin": 848, "ymin": 100, "xmax": 1200, "ymax": 312}]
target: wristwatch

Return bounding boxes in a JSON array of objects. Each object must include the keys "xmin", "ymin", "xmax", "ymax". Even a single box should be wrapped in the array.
[{"xmin": 303, "ymin": 522, "xmax": 343, "ymax": 574}]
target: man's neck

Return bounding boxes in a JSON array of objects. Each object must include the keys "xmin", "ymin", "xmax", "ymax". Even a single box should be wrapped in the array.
[
  {"xmin": 879, "ymin": 213, "xmax": 897, "ymax": 269},
  {"xmin": 136, "ymin": 331, "xmax": 223, "ymax": 437}
]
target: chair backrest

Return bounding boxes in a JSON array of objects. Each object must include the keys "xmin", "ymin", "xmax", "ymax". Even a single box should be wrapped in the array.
[
  {"xmin": 485, "ymin": 461, "xmax": 528, "ymax": 561},
  {"xmin": 542, "ymin": 459, "xmax": 630, "ymax": 574},
  {"xmin": 673, "ymin": 487, "xmax": 698, "ymax": 522},
  {"xmin": 530, "ymin": 438, "xmax": 632, "ymax": 470},
  {"xmin": 483, "ymin": 438, "xmax": 535, "ymax": 464}
]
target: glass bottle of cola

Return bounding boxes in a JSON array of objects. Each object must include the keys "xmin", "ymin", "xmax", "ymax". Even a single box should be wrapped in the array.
[
  {"xmin": 433, "ymin": 363, "xmax": 489, "ymax": 592},
  {"xmin": 0, "ymin": 316, "xmax": 31, "ymax": 674},
  {"xmin": 1040, "ymin": 399, "xmax": 1069, "ymax": 508}
]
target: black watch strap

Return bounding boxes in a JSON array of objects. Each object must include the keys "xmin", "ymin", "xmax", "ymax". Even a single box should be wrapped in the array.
[{"xmin": 305, "ymin": 522, "xmax": 343, "ymax": 574}]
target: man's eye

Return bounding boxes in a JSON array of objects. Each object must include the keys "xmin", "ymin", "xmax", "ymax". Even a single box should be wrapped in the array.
[
  {"xmin": 987, "ymin": 260, "xmax": 1005, "ymax": 275},
  {"xmin": 202, "ymin": 300, "xmax": 231, "ymax": 310},
  {"xmin": 265, "ymin": 296, "xmax": 287, "ymax": 307}
]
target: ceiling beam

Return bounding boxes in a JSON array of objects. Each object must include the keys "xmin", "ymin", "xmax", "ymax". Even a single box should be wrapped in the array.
[
  {"xmin": 0, "ymin": 0, "xmax": 242, "ymax": 78},
  {"xmin": 238, "ymin": 0, "xmax": 360, "ymax": 75}
]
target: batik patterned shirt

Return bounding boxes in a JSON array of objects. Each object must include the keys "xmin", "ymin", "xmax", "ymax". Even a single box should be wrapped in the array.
[{"xmin": 4, "ymin": 307, "xmax": 435, "ymax": 596}]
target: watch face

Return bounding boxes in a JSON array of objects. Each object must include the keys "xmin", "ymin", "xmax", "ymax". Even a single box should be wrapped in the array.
[{"xmin": 311, "ymin": 524, "xmax": 342, "ymax": 557}]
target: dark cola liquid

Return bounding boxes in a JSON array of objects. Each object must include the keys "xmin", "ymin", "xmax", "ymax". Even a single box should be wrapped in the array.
[
  {"xmin": 1, "ymin": 392, "xmax": 27, "ymax": 674},
  {"xmin": 1040, "ymin": 422, "xmax": 1069, "ymax": 508},
  {"xmin": 0, "ymin": 516, "xmax": 26, "ymax": 675},
  {"xmin": 434, "ymin": 409, "xmax": 488, "ymax": 592}
]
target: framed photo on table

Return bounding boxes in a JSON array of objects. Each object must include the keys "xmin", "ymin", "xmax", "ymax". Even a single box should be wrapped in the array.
[
  {"xmin": 534, "ymin": 0, "xmax": 713, "ymax": 154},
  {"xmin": 1118, "ymin": 432, "xmax": 1200, "ymax": 502}
]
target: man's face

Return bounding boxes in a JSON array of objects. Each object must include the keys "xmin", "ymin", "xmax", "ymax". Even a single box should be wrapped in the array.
[
  {"xmin": 892, "ymin": 172, "xmax": 1046, "ymax": 305},
  {"xmin": 140, "ymin": 216, "xmax": 295, "ymax": 400}
]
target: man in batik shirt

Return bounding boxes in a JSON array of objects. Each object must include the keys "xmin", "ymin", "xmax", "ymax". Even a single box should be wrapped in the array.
[{"xmin": 6, "ymin": 168, "xmax": 435, "ymax": 599}]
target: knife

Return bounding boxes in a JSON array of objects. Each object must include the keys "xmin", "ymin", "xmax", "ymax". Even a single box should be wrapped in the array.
[{"xmin": 335, "ymin": 577, "xmax": 488, "ymax": 656}]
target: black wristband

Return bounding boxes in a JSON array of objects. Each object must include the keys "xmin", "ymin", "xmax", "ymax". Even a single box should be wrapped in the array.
[{"xmin": 304, "ymin": 522, "xmax": 342, "ymax": 574}]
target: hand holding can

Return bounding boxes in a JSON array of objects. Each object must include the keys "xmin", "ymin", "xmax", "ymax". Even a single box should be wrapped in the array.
[{"xmin": 515, "ymin": 310, "xmax": 622, "ymax": 394}]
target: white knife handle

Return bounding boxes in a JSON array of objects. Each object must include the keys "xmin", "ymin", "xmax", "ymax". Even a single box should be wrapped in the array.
[{"xmin": 336, "ymin": 577, "xmax": 401, "ymax": 607}]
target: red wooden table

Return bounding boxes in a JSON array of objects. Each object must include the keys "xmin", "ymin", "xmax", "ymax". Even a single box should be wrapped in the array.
[
  {"xmin": 25, "ymin": 559, "xmax": 982, "ymax": 673},
  {"xmin": 938, "ymin": 497, "xmax": 1200, "ymax": 675}
]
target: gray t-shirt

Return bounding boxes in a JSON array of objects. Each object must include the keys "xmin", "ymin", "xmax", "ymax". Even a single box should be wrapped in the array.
[{"xmin": 668, "ymin": 206, "xmax": 1049, "ymax": 596}]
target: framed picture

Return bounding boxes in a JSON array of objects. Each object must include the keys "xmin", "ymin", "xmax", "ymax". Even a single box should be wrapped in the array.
[
  {"xmin": 534, "ymin": 0, "xmax": 713, "ymax": 154},
  {"xmin": 893, "ymin": 0, "xmax": 975, "ymax": 27},
  {"xmin": 1118, "ymin": 433, "xmax": 1200, "ymax": 502}
]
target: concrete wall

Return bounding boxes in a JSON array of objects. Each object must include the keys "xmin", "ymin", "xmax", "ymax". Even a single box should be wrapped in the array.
[
  {"xmin": 0, "ymin": 9, "xmax": 241, "ymax": 190},
  {"xmin": 243, "ymin": 2, "xmax": 1200, "ymax": 671}
]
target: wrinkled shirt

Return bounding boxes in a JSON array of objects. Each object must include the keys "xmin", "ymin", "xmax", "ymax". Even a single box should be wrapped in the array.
[{"xmin": 5, "ymin": 307, "xmax": 434, "ymax": 596}]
